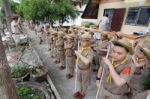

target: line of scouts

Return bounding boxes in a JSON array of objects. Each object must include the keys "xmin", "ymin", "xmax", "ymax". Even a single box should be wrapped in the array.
[{"xmin": 41, "ymin": 25, "xmax": 150, "ymax": 99}]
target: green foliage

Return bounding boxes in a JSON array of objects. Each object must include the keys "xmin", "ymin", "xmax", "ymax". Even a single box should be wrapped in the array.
[
  {"xmin": 17, "ymin": 0, "xmax": 78, "ymax": 23},
  {"xmin": 17, "ymin": 0, "xmax": 51, "ymax": 21},
  {"xmin": 11, "ymin": 63, "xmax": 28, "ymax": 78},
  {"xmin": 82, "ymin": 22, "xmax": 95, "ymax": 28},
  {"xmin": 144, "ymin": 69, "xmax": 150, "ymax": 90},
  {"xmin": 0, "ymin": 0, "xmax": 19, "ymax": 23},
  {"xmin": 52, "ymin": 0, "xmax": 79, "ymax": 23},
  {"xmin": 17, "ymin": 86, "xmax": 45, "ymax": 99},
  {"xmin": 10, "ymin": 1, "xmax": 19, "ymax": 13}
]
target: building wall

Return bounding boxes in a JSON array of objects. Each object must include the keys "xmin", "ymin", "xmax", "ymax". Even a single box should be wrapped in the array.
[{"xmin": 98, "ymin": 0, "xmax": 150, "ymax": 34}]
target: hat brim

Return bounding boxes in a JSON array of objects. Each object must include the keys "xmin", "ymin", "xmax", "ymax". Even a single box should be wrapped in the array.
[
  {"xmin": 51, "ymin": 33, "xmax": 57, "ymax": 35},
  {"xmin": 140, "ymin": 48, "xmax": 150, "ymax": 59},
  {"xmin": 112, "ymin": 40, "xmax": 134, "ymax": 55},
  {"xmin": 80, "ymin": 37, "xmax": 92, "ymax": 41},
  {"xmin": 66, "ymin": 35, "xmax": 74, "ymax": 40}
]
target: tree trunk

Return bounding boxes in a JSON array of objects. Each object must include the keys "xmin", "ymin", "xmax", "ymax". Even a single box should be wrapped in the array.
[
  {"xmin": 0, "ymin": 34, "xmax": 19, "ymax": 99},
  {"xmin": 2, "ymin": 0, "xmax": 12, "ymax": 33}
]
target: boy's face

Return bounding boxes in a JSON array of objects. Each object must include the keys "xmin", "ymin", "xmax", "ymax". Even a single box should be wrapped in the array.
[
  {"xmin": 137, "ymin": 50, "xmax": 145, "ymax": 58},
  {"xmin": 101, "ymin": 36, "xmax": 107, "ymax": 41},
  {"xmin": 112, "ymin": 46, "xmax": 128, "ymax": 62},
  {"xmin": 81, "ymin": 40, "xmax": 90, "ymax": 47},
  {"xmin": 67, "ymin": 38, "xmax": 72, "ymax": 42}
]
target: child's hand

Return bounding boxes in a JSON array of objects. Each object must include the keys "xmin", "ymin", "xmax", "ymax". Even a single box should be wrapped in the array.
[
  {"xmin": 103, "ymin": 57, "xmax": 112, "ymax": 67},
  {"xmin": 75, "ymin": 51, "xmax": 80, "ymax": 56}
]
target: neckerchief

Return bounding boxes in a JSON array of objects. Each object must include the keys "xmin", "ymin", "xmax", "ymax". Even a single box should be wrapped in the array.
[
  {"xmin": 107, "ymin": 57, "xmax": 128, "ymax": 84},
  {"xmin": 76, "ymin": 46, "xmax": 92, "ymax": 62}
]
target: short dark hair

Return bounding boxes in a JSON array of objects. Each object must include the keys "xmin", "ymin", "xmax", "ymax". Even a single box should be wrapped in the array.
[{"xmin": 105, "ymin": 14, "xmax": 108, "ymax": 17}]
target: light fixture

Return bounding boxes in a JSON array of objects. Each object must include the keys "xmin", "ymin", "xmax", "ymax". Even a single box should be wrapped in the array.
[{"xmin": 124, "ymin": 0, "xmax": 145, "ymax": 5}]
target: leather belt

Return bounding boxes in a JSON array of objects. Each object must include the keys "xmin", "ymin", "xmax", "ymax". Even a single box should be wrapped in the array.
[
  {"xmin": 12, "ymin": 33, "xmax": 21, "ymax": 35},
  {"xmin": 66, "ymin": 56, "xmax": 74, "ymax": 57},
  {"xmin": 58, "ymin": 50, "xmax": 64, "ymax": 51},
  {"xmin": 78, "ymin": 67, "xmax": 90, "ymax": 70},
  {"xmin": 134, "ymin": 72, "xmax": 141, "ymax": 75},
  {"xmin": 104, "ymin": 86, "xmax": 122, "ymax": 95}
]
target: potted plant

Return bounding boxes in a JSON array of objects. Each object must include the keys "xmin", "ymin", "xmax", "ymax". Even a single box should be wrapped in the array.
[
  {"xmin": 17, "ymin": 82, "xmax": 50, "ymax": 99},
  {"xmin": 11, "ymin": 63, "xmax": 30, "ymax": 82},
  {"xmin": 30, "ymin": 65, "xmax": 48, "ymax": 82},
  {"xmin": 82, "ymin": 22, "xmax": 95, "ymax": 28},
  {"xmin": 144, "ymin": 68, "xmax": 150, "ymax": 90}
]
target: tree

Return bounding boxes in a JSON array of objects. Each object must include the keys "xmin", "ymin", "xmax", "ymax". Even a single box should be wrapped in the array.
[
  {"xmin": 2, "ymin": 0, "xmax": 12, "ymax": 32},
  {"xmin": 52, "ymin": 0, "xmax": 79, "ymax": 23},
  {"xmin": 17, "ymin": 0, "xmax": 52, "ymax": 21},
  {"xmin": 17, "ymin": 0, "xmax": 78, "ymax": 23},
  {"xmin": 10, "ymin": 1, "xmax": 19, "ymax": 14},
  {"xmin": 0, "ymin": 34, "xmax": 19, "ymax": 99}
]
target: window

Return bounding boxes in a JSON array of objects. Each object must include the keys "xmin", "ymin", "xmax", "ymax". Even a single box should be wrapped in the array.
[{"xmin": 126, "ymin": 7, "xmax": 150, "ymax": 26}]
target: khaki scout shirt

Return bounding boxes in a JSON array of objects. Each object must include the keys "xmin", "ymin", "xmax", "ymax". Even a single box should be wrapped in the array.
[
  {"xmin": 101, "ymin": 57, "xmax": 136, "ymax": 94},
  {"xmin": 48, "ymin": 35, "xmax": 53, "ymax": 44},
  {"xmin": 96, "ymin": 40, "xmax": 109, "ymax": 55},
  {"xmin": 65, "ymin": 41, "xmax": 75, "ymax": 57},
  {"xmin": 56, "ymin": 38, "xmax": 64, "ymax": 51},
  {"xmin": 78, "ymin": 48, "xmax": 94, "ymax": 70},
  {"xmin": 134, "ymin": 61, "xmax": 146, "ymax": 74}
]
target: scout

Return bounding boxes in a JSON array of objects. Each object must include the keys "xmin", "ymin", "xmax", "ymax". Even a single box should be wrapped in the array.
[
  {"xmin": 74, "ymin": 32, "xmax": 94, "ymax": 99},
  {"xmin": 64, "ymin": 34, "xmax": 76, "ymax": 79},
  {"xmin": 36, "ymin": 24, "xmax": 43, "ymax": 44},
  {"xmin": 45, "ymin": 25, "xmax": 51, "ymax": 38},
  {"xmin": 50, "ymin": 31, "xmax": 58, "ymax": 58},
  {"xmin": 130, "ymin": 47, "xmax": 150, "ymax": 94},
  {"xmin": 48, "ymin": 29, "xmax": 53, "ymax": 51},
  {"xmin": 56, "ymin": 31, "xmax": 65, "ymax": 70},
  {"xmin": 96, "ymin": 39, "xmax": 136, "ymax": 99},
  {"xmin": 94, "ymin": 34, "xmax": 109, "ymax": 71}
]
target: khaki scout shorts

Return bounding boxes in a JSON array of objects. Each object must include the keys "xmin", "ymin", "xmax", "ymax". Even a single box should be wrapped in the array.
[{"xmin": 98, "ymin": 85, "xmax": 125, "ymax": 99}]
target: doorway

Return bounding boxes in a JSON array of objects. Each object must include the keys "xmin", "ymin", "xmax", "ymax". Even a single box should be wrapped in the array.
[{"xmin": 104, "ymin": 8, "xmax": 126, "ymax": 32}]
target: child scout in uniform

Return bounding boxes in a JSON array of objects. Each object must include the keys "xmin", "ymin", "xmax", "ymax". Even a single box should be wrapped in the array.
[
  {"xmin": 130, "ymin": 47, "xmax": 149, "ymax": 93},
  {"xmin": 56, "ymin": 31, "xmax": 65, "ymax": 70},
  {"xmin": 48, "ymin": 29, "xmax": 53, "ymax": 51},
  {"xmin": 96, "ymin": 39, "xmax": 136, "ymax": 99},
  {"xmin": 74, "ymin": 32, "xmax": 94, "ymax": 99},
  {"xmin": 64, "ymin": 34, "xmax": 76, "ymax": 79},
  {"xmin": 95, "ymin": 34, "xmax": 109, "ymax": 68},
  {"xmin": 50, "ymin": 31, "xmax": 57, "ymax": 58}
]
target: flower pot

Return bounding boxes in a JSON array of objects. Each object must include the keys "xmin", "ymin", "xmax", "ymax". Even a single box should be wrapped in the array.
[
  {"xmin": 12, "ymin": 69, "xmax": 30, "ymax": 82},
  {"xmin": 31, "ymin": 65, "xmax": 48, "ymax": 82},
  {"xmin": 17, "ymin": 82, "xmax": 50, "ymax": 99}
]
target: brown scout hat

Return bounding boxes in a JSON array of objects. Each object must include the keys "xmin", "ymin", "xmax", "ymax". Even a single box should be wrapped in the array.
[
  {"xmin": 66, "ymin": 34, "xmax": 75, "ymax": 40},
  {"xmin": 68, "ymin": 29, "xmax": 73, "ymax": 34},
  {"xmin": 71, "ymin": 25, "xmax": 79, "ymax": 29},
  {"xmin": 51, "ymin": 31, "xmax": 58, "ymax": 35},
  {"xmin": 140, "ymin": 47, "xmax": 150, "ymax": 59},
  {"xmin": 80, "ymin": 32, "xmax": 92, "ymax": 41},
  {"xmin": 101, "ymin": 33, "xmax": 108, "ymax": 40},
  {"xmin": 58, "ymin": 31, "xmax": 65, "ymax": 37},
  {"xmin": 112, "ymin": 39, "xmax": 134, "ymax": 55}
]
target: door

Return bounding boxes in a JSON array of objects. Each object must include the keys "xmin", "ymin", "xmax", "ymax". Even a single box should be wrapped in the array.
[{"xmin": 111, "ymin": 8, "xmax": 126, "ymax": 32}]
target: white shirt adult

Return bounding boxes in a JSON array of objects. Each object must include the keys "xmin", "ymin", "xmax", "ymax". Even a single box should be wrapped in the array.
[
  {"xmin": 99, "ymin": 16, "xmax": 109, "ymax": 31},
  {"xmin": 11, "ymin": 19, "xmax": 21, "ymax": 34}
]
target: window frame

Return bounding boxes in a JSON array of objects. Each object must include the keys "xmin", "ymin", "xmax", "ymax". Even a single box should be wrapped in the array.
[{"xmin": 125, "ymin": 6, "xmax": 150, "ymax": 26}]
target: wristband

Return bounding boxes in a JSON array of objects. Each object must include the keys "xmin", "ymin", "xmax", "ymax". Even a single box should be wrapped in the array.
[{"xmin": 96, "ymin": 76, "xmax": 101, "ymax": 80}]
